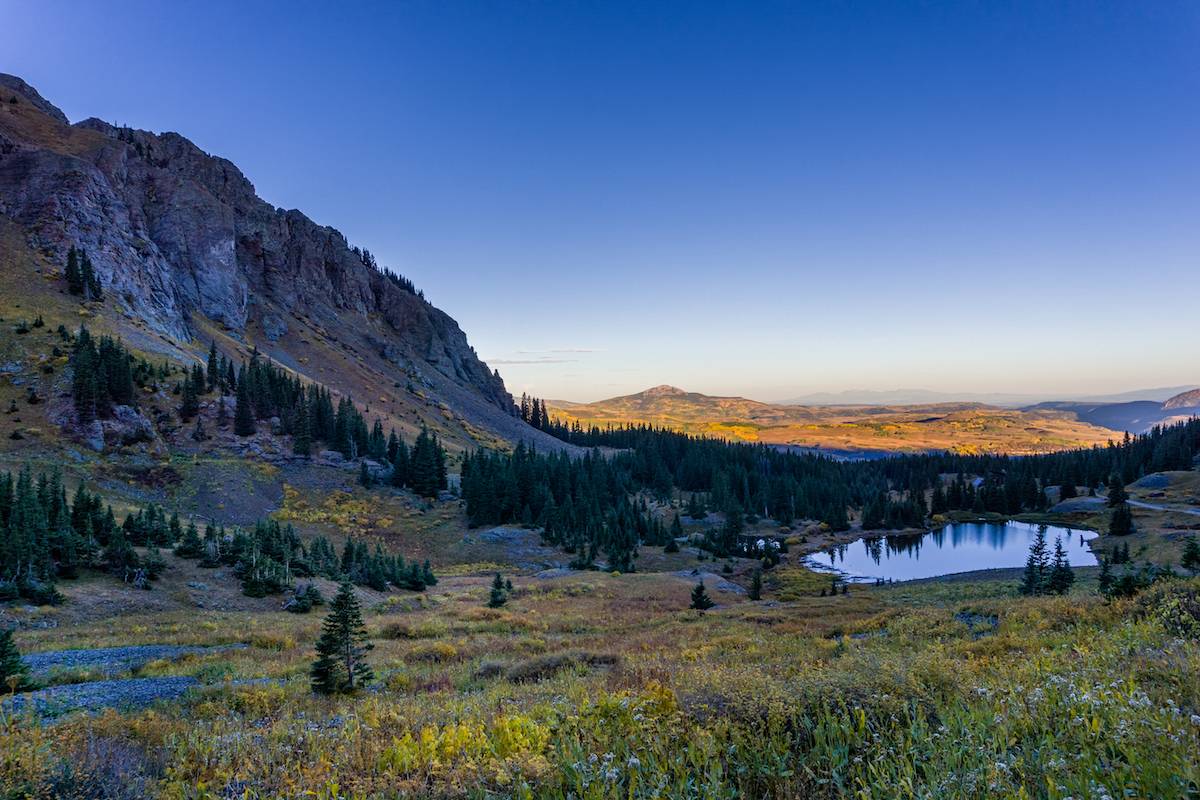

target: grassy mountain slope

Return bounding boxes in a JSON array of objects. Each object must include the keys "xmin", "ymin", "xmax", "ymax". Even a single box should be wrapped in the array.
[{"xmin": 548, "ymin": 385, "xmax": 1117, "ymax": 455}]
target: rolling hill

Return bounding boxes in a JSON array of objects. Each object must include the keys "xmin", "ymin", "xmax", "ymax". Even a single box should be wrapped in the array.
[
  {"xmin": 1026, "ymin": 387, "xmax": 1200, "ymax": 435},
  {"xmin": 547, "ymin": 385, "xmax": 1118, "ymax": 455}
]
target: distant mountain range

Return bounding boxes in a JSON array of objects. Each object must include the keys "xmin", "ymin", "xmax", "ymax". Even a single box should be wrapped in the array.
[
  {"xmin": 780, "ymin": 386, "xmax": 1197, "ymax": 408},
  {"xmin": 547, "ymin": 385, "xmax": 1117, "ymax": 456},
  {"xmin": 1026, "ymin": 387, "xmax": 1200, "ymax": 435}
]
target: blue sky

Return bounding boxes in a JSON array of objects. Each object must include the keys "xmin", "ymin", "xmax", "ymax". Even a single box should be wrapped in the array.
[{"xmin": 7, "ymin": 1, "xmax": 1199, "ymax": 402}]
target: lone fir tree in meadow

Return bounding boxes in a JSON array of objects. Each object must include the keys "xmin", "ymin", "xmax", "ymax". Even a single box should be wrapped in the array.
[
  {"xmin": 487, "ymin": 572, "xmax": 509, "ymax": 608},
  {"xmin": 690, "ymin": 580, "xmax": 715, "ymax": 610},
  {"xmin": 311, "ymin": 582, "xmax": 374, "ymax": 695}
]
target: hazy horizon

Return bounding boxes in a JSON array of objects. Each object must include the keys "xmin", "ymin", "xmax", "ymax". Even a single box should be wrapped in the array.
[
  {"xmin": 8, "ymin": 1, "xmax": 1199, "ymax": 402},
  {"xmin": 549, "ymin": 383, "xmax": 1197, "ymax": 407}
]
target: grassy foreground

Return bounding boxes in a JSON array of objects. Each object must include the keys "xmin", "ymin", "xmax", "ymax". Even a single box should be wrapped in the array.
[{"xmin": 2, "ymin": 568, "xmax": 1197, "ymax": 799}]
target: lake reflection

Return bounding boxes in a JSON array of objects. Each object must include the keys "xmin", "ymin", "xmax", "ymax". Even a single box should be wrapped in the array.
[{"xmin": 808, "ymin": 521, "xmax": 1097, "ymax": 582}]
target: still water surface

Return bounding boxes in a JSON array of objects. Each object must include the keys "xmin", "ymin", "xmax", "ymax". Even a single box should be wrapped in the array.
[{"xmin": 808, "ymin": 521, "xmax": 1098, "ymax": 582}]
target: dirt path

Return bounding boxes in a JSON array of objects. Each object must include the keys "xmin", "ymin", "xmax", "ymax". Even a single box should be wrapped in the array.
[{"xmin": 1094, "ymin": 491, "xmax": 1200, "ymax": 518}]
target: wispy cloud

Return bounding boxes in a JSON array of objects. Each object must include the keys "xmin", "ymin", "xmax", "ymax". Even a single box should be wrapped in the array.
[
  {"xmin": 516, "ymin": 347, "xmax": 605, "ymax": 355},
  {"xmin": 487, "ymin": 357, "xmax": 577, "ymax": 365}
]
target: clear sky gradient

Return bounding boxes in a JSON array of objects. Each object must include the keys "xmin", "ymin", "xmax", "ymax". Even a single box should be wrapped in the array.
[{"xmin": 7, "ymin": 1, "xmax": 1199, "ymax": 402}]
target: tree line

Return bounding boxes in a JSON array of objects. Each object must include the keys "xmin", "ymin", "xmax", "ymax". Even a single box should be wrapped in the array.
[
  {"xmin": 0, "ymin": 466, "xmax": 437, "ymax": 605},
  {"xmin": 69, "ymin": 328, "xmax": 449, "ymax": 498},
  {"xmin": 461, "ymin": 444, "xmax": 668, "ymax": 571},
  {"xmin": 171, "ymin": 516, "xmax": 437, "ymax": 600},
  {"xmin": 476, "ymin": 415, "xmax": 1199, "ymax": 566}
]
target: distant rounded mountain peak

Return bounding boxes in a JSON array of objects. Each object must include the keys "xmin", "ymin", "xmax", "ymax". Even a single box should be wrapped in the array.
[{"xmin": 642, "ymin": 385, "xmax": 689, "ymax": 397}]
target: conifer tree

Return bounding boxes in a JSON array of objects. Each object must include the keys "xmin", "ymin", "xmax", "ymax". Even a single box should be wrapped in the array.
[
  {"xmin": 207, "ymin": 342, "xmax": 220, "ymax": 392},
  {"xmin": 487, "ymin": 572, "xmax": 508, "ymax": 608},
  {"xmin": 293, "ymin": 399, "xmax": 311, "ymax": 457},
  {"xmin": 65, "ymin": 246, "xmax": 84, "ymax": 296},
  {"xmin": 176, "ymin": 520, "xmax": 203, "ymax": 559},
  {"xmin": 179, "ymin": 378, "xmax": 199, "ymax": 421},
  {"xmin": 311, "ymin": 582, "xmax": 374, "ymax": 694},
  {"xmin": 1019, "ymin": 526, "xmax": 1049, "ymax": 596},
  {"xmin": 1110, "ymin": 502, "xmax": 1134, "ymax": 536},
  {"xmin": 234, "ymin": 372, "xmax": 256, "ymax": 436},
  {"xmin": 1097, "ymin": 557, "xmax": 1113, "ymax": 597},
  {"xmin": 690, "ymin": 580, "xmax": 715, "ymax": 610},
  {"xmin": 0, "ymin": 628, "xmax": 33, "ymax": 692},
  {"xmin": 1047, "ymin": 536, "xmax": 1075, "ymax": 595},
  {"xmin": 1181, "ymin": 536, "xmax": 1200, "ymax": 575},
  {"xmin": 81, "ymin": 251, "xmax": 102, "ymax": 300},
  {"xmin": 1106, "ymin": 473, "xmax": 1128, "ymax": 507},
  {"xmin": 749, "ymin": 568, "xmax": 763, "ymax": 601}
]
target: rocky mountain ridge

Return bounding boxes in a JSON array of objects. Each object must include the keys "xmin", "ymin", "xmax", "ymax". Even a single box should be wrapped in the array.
[{"xmin": 0, "ymin": 74, "xmax": 562, "ymax": 451}]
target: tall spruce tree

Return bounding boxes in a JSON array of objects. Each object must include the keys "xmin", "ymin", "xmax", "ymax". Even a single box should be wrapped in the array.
[
  {"xmin": 293, "ymin": 399, "xmax": 312, "ymax": 457},
  {"xmin": 1047, "ymin": 536, "xmax": 1075, "ymax": 595},
  {"xmin": 179, "ymin": 378, "xmax": 199, "ymax": 421},
  {"xmin": 1019, "ymin": 526, "xmax": 1050, "ymax": 596},
  {"xmin": 311, "ymin": 582, "xmax": 374, "ymax": 694},
  {"xmin": 690, "ymin": 580, "xmax": 715, "ymax": 610},
  {"xmin": 234, "ymin": 371, "xmax": 256, "ymax": 437},
  {"xmin": 1106, "ymin": 473, "xmax": 1128, "ymax": 507},
  {"xmin": 80, "ymin": 251, "xmax": 102, "ymax": 300},
  {"xmin": 1110, "ymin": 502, "xmax": 1134, "ymax": 536},
  {"xmin": 64, "ymin": 246, "xmax": 84, "ymax": 296},
  {"xmin": 207, "ymin": 342, "xmax": 220, "ymax": 392}
]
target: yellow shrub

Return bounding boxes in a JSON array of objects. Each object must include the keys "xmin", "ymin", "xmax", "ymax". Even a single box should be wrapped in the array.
[
  {"xmin": 491, "ymin": 715, "xmax": 551, "ymax": 758},
  {"xmin": 228, "ymin": 684, "xmax": 287, "ymax": 716},
  {"xmin": 250, "ymin": 633, "xmax": 296, "ymax": 651},
  {"xmin": 406, "ymin": 641, "xmax": 459, "ymax": 663},
  {"xmin": 385, "ymin": 671, "xmax": 413, "ymax": 692}
]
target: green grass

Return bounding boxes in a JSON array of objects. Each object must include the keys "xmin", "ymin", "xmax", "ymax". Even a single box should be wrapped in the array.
[{"xmin": 3, "ymin": 568, "xmax": 1197, "ymax": 799}]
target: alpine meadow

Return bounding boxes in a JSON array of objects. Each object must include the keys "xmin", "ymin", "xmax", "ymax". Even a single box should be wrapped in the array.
[{"xmin": 1, "ymin": 3, "xmax": 1199, "ymax": 799}]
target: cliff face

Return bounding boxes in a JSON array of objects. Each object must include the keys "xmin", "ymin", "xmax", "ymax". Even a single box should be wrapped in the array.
[{"xmin": 0, "ymin": 74, "xmax": 537, "ymax": 445}]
